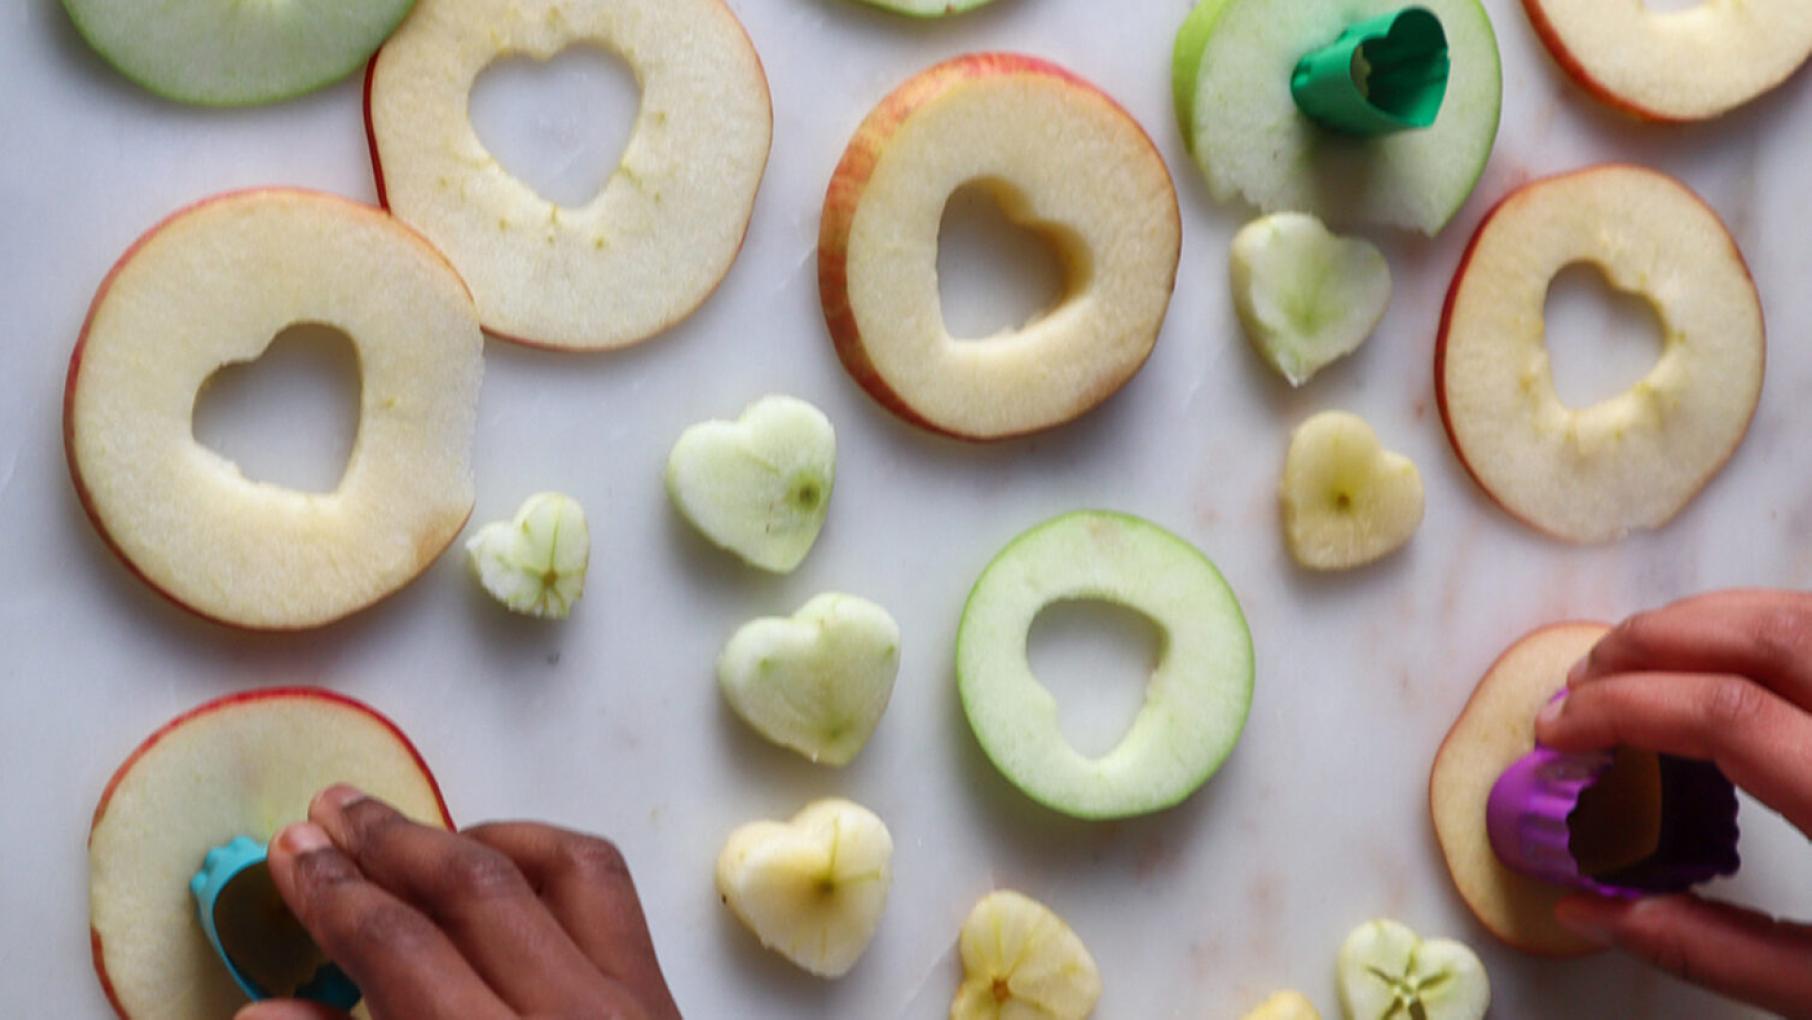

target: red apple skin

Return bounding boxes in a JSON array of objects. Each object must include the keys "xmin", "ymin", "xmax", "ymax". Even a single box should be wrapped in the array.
[
  {"xmin": 1433, "ymin": 164, "xmax": 1764, "ymax": 542},
  {"xmin": 817, "ymin": 52, "xmax": 1179, "ymax": 443},
  {"xmin": 87, "ymin": 687, "xmax": 453, "ymax": 1019},
  {"xmin": 362, "ymin": 0, "xmax": 774, "ymax": 352},
  {"xmin": 1427, "ymin": 622, "xmax": 1609, "ymax": 958},
  {"xmin": 64, "ymin": 189, "xmax": 476, "ymax": 633}
]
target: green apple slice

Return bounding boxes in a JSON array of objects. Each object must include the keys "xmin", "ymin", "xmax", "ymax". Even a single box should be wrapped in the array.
[
  {"xmin": 61, "ymin": 0, "xmax": 415, "ymax": 107},
  {"xmin": 1337, "ymin": 920, "xmax": 1490, "ymax": 1020},
  {"xmin": 957, "ymin": 511, "xmax": 1253, "ymax": 820},
  {"xmin": 467, "ymin": 493, "xmax": 589, "ymax": 620},
  {"xmin": 1231, "ymin": 212, "xmax": 1392, "ymax": 386},
  {"xmin": 843, "ymin": 0, "xmax": 998, "ymax": 15},
  {"xmin": 718, "ymin": 594, "xmax": 901, "ymax": 767},
  {"xmin": 667, "ymin": 396, "xmax": 836, "ymax": 574},
  {"xmin": 1173, "ymin": 0, "xmax": 1502, "ymax": 234}
]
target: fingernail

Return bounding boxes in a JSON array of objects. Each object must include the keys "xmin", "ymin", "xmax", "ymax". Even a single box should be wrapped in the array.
[
  {"xmin": 1554, "ymin": 897, "xmax": 1623, "ymax": 948},
  {"xmin": 315, "ymin": 784, "xmax": 367, "ymax": 814},
  {"xmin": 275, "ymin": 822, "xmax": 332, "ymax": 856},
  {"xmin": 1566, "ymin": 657, "xmax": 1589, "ymax": 687},
  {"xmin": 1537, "ymin": 697, "xmax": 1567, "ymax": 728}
]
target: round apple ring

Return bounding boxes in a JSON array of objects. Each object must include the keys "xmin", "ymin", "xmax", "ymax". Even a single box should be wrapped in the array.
[
  {"xmin": 957, "ymin": 512, "xmax": 1253, "ymax": 820},
  {"xmin": 819, "ymin": 54, "xmax": 1182, "ymax": 441},
  {"xmin": 65, "ymin": 190, "xmax": 484, "ymax": 630},
  {"xmin": 1525, "ymin": 0, "xmax": 1812, "ymax": 122},
  {"xmin": 366, "ymin": 0, "xmax": 773, "ymax": 351},
  {"xmin": 1436, "ymin": 165, "xmax": 1764, "ymax": 544}
]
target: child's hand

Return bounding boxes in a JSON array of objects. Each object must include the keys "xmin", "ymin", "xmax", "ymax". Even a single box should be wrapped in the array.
[
  {"xmin": 1536, "ymin": 590, "xmax": 1812, "ymax": 1020},
  {"xmin": 240, "ymin": 785, "xmax": 681, "ymax": 1020}
]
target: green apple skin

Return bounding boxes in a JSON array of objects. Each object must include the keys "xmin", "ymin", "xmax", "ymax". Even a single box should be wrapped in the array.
[
  {"xmin": 61, "ymin": 0, "xmax": 416, "ymax": 107},
  {"xmin": 957, "ymin": 511, "xmax": 1254, "ymax": 821}
]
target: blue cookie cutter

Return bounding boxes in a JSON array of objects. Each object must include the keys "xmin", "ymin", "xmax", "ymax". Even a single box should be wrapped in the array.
[{"xmin": 190, "ymin": 836, "xmax": 361, "ymax": 1009}]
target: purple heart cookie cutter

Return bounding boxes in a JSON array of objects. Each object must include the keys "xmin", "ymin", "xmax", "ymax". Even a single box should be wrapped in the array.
[{"xmin": 1486, "ymin": 695, "xmax": 1741, "ymax": 898}]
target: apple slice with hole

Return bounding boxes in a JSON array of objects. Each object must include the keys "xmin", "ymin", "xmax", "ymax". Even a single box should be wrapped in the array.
[
  {"xmin": 90, "ymin": 688, "xmax": 452, "ymax": 1020},
  {"xmin": 1430, "ymin": 622, "xmax": 1610, "ymax": 957},
  {"xmin": 1172, "ymin": 0, "xmax": 1503, "ymax": 234},
  {"xmin": 1523, "ymin": 0, "xmax": 1812, "ymax": 122},
  {"xmin": 1437, "ymin": 164, "xmax": 1764, "ymax": 544},
  {"xmin": 64, "ymin": 189, "xmax": 485, "ymax": 631},
  {"xmin": 60, "ymin": 0, "xmax": 414, "ymax": 107},
  {"xmin": 958, "ymin": 511, "xmax": 1253, "ymax": 820},
  {"xmin": 819, "ymin": 53, "xmax": 1181, "ymax": 441},
  {"xmin": 366, "ymin": 0, "xmax": 772, "ymax": 351}
]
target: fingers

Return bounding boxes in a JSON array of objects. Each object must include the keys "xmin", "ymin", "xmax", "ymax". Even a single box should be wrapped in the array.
[
  {"xmin": 235, "ymin": 1002, "xmax": 352, "ymax": 1020},
  {"xmin": 465, "ymin": 822, "xmax": 679, "ymax": 1017},
  {"xmin": 1537, "ymin": 672, "xmax": 1812, "ymax": 836},
  {"xmin": 308, "ymin": 786, "xmax": 631, "ymax": 1015},
  {"xmin": 1570, "ymin": 590, "xmax": 1812, "ymax": 711},
  {"xmin": 265, "ymin": 822, "xmax": 511, "ymax": 1020},
  {"xmin": 1556, "ymin": 895, "xmax": 1812, "ymax": 1020}
]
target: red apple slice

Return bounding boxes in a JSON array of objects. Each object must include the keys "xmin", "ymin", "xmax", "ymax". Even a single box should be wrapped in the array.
[
  {"xmin": 365, "ymin": 0, "xmax": 772, "ymax": 351},
  {"xmin": 819, "ymin": 53, "xmax": 1181, "ymax": 442},
  {"xmin": 89, "ymin": 688, "xmax": 452, "ymax": 1019},
  {"xmin": 1436, "ymin": 165, "xmax": 1764, "ymax": 544},
  {"xmin": 1430, "ymin": 623, "xmax": 1609, "ymax": 957},
  {"xmin": 1523, "ymin": 0, "xmax": 1812, "ymax": 122},
  {"xmin": 64, "ymin": 189, "xmax": 484, "ymax": 630}
]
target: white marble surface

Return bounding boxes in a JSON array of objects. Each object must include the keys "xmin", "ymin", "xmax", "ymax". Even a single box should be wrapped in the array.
[{"xmin": 2, "ymin": 0, "xmax": 1810, "ymax": 1016}]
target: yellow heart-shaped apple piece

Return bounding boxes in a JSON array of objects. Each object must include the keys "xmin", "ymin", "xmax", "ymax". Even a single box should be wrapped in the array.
[{"xmin": 1281, "ymin": 411, "xmax": 1424, "ymax": 571}]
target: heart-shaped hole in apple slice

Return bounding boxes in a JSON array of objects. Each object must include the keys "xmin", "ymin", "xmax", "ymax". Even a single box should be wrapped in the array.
[
  {"xmin": 937, "ymin": 181, "xmax": 1082, "ymax": 341},
  {"xmin": 1542, "ymin": 262, "xmax": 1665, "ymax": 411},
  {"xmin": 1026, "ymin": 598, "xmax": 1163, "ymax": 760},
  {"xmin": 191, "ymin": 323, "xmax": 362, "ymax": 495},
  {"xmin": 468, "ymin": 46, "xmax": 641, "ymax": 210}
]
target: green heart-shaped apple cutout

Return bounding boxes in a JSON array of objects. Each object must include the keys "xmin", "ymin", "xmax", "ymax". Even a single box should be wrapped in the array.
[
  {"xmin": 467, "ymin": 492, "xmax": 590, "ymax": 620},
  {"xmin": 718, "ymin": 594, "xmax": 900, "ymax": 767},
  {"xmin": 1231, "ymin": 212, "xmax": 1392, "ymax": 387},
  {"xmin": 1337, "ymin": 919, "xmax": 1490, "ymax": 1020},
  {"xmin": 667, "ymin": 396, "xmax": 835, "ymax": 574}
]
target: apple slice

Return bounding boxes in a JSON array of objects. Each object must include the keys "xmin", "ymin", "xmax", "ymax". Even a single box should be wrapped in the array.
[
  {"xmin": 843, "ymin": 0, "xmax": 997, "ymax": 15},
  {"xmin": 1524, "ymin": 0, "xmax": 1812, "ymax": 122},
  {"xmin": 715, "ymin": 799, "xmax": 893, "ymax": 979},
  {"xmin": 1430, "ymin": 623, "xmax": 1610, "ymax": 956},
  {"xmin": 666, "ymin": 396, "xmax": 836, "ymax": 574},
  {"xmin": 1337, "ymin": 919, "xmax": 1489, "ymax": 1020},
  {"xmin": 1245, "ymin": 991, "xmax": 1322, "ymax": 1020},
  {"xmin": 1281, "ymin": 412, "xmax": 1424, "ymax": 571},
  {"xmin": 60, "ymin": 0, "xmax": 414, "ymax": 107},
  {"xmin": 951, "ymin": 891, "xmax": 1101, "ymax": 1020},
  {"xmin": 1437, "ymin": 165, "xmax": 1764, "ymax": 544},
  {"xmin": 89, "ymin": 689, "xmax": 451, "ymax": 1020},
  {"xmin": 1231, "ymin": 213, "xmax": 1392, "ymax": 386},
  {"xmin": 958, "ymin": 512, "xmax": 1253, "ymax": 820},
  {"xmin": 718, "ymin": 594, "xmax": 900, "ymax": 767},
  {"xmin": 1173, "ymin": 0, "xmax": 1502, "ymax": 234},
  {"xmin": 819, "ymin": 54, "xmax": 1181, "ymax": 441},
  {"xmin": 64, "ymin": 189, "xmax": 484, "ymax": 631},
  {"xmin": 366, "ymin": 0, "xmax": 772, "ymax": 351},
  {"xmin": 467, "ymin": 492, "xmax": 590, "ymax": 620}
]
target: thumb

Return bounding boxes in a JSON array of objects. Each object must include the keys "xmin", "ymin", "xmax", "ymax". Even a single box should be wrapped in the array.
[
  {"xmin": 236, "ymin": 1001, "xmax": 354, "ymax": 1020},
  {"xmin": 1557, "ymin": 894, "xmax": 1812, "ymax": 1020}
]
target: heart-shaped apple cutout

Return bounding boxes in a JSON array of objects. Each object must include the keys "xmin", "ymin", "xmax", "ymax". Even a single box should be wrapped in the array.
[
  {"xmin": 719, "ymin": 594, "xmax": 900, "ymax": 767},
  {"xmin": 716, "ymin": 799, "xmax": 893, "ymax": 979},
  {"xmin": 466, "ymin": 492, "xmax": 590, "ymax": 620},
  {"xmin": 1338, "ymin": 919, "xmax": 1489, "ymax": 1020},
  {"xmin": 1281, "ymin": 411, "xmax": 1423, "ymax": 571},
  {"xmin": 1231, "ymin": 212, "xmax": 1392, "ymax": 387},
  {"xmin": 667, "ymin": 395, "xmax": 836, "ymax": 574}
]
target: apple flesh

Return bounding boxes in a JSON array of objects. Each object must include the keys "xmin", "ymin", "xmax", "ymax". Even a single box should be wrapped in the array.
[
  {"xmin": 1523, "ymin": 0, "xmax": 1812, "ymax": 122},
  {"xmin": 1281, "ymin": 411, "xmax": 1424, "ymax": 571},
  {"xmin": 843, "ymin": 0, "xmax": 997, "ymax": 15},
  {"xmin": 958, "ymin": 511, "xmax": 1253, "ymax": 820},
  {"xmin": 366, "ymin": 0, "xmax": 772, "ymax": 351},
  {"xmin": 89, "ymin": 689, "xmax": 452, "ymax": 1020},
  {"xmin": 1437, "ymin": 165, "xmax": 1764, "ymax": 544},
  {"xmin": 1244, "ymin": 991, "xmax": 1321, "ymax": 1020},
  {"xmin": 1230, "ymin": 212, "xmax": 1392, "ymax": 386},
  {"xmin": 951, "ymin": 891, "xmax": 1101, "ymax": 1020},
  {"xmin": 819, "ymin": 53, "xmax": 1181, "ymax": 441},
  {"xmin": 61, "ymin": 0, "xmax": 414, "ymax": 107},
  {"xmin": 1337, "ymin": 919, "xmax": 1489, "ymax": 1020},
  {"xmin": 1173, "ymin": 0, "xmax": 1503, "ymax": 234},
  {"xmin": 1429, "ymin": 623, "xmax": 1610, "ymax": 956},
  {"xmin": 64, "ymin": 189, "xmax": 484, "ymax": 631},
  {"xmin": 467, "ymin": 492, "xmax": 590, "ymax": 620}
]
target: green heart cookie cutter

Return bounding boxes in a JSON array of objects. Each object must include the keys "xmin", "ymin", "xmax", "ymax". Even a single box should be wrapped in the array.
[
  {"xmin": 1291, "ymin": 7, "xmax": 1451, "ymax": 136},
  {"xmin": 190, "ymin": 836, "xmax": 361, "ymax": 1009}
]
